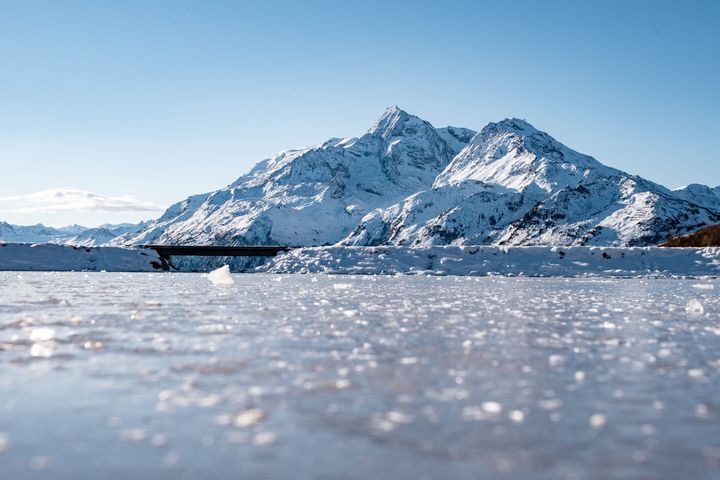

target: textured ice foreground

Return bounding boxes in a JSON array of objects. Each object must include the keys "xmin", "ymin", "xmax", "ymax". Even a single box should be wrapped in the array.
[
  {"xmin": 257, "ymin": 246, "xmax": 720, "ymax": 277},
  {"xmin": 0, "ymin": 273, "xmax": 718, "ymax": 480}
]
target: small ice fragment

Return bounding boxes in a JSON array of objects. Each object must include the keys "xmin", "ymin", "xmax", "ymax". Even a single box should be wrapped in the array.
[
  {"xmin": 692, "ymin": 284, "xmax": 714, "ymax": 290},
  {"xmin": 253, "ymin": 431, "xmax": 277, "ymax": 445},
  {"xmin": 163, "ymin": 452, "xmax": 179, "ymax": 466},
  {"xmin": 548, "ymin": 354, "xmax": 565, "ymax": 367},
  {"xmin": 695, "ymin": 404, "xmax": 709, "ymax": 417},
  {"xmin": 370, "ymin": 418, "xmax": 397, "ymax": 432},
  {"xmin": 589, "ymin": 413, "xmax": 606, "ymax": 428},
  {"xmin": 120, "ymin": 428, "xmax": 147, "ymax": 442},
  {"xmin": 386, "ymin": 411, "xmax": 414, "ymax": 424},
  {"xmin": 539, "ymin": 398, "xmax": 562, "ymax": 410},
  {"xmin": 29, "ymin": 328, "xmax": 55, "ymax": 342},
  {"xmin": 482, "ymin": 401, "xmax": 503, "ymax": 414},
  {"xmin": 335, "ymin": 379, "xmax": 351, "ymax": 389},
  {"xmin": 233, "ymin": 408, "xmax": 264, "ymax": 428},
  {"xmin": 30, "ymin": 343, "xmax": 54, "ymax": 358},
  {"xmin": 333, "ymin": 283, "xmax": 351, "ymax": 290},
  {"xmin": 0, "ymin": 432, "xmax": 8, "ymax": 452},
  {"xmin": 205, "ymin": 265, "xmax": 234, "ymax": 285},
  {"xmin": 508, "ymin": 410, "xmax": 525, "ymax": 423},
  {"xmin": 685, "ymin": 299, "xmax": 704, "ymax": 314},
  {"xmin": 151, "ymin": 434, "xmax": 168, "ymax": 447}
]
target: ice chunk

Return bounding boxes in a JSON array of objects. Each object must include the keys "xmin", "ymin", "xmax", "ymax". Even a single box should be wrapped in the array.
[
  {"xmin": 685, "ymin": 299, "xmax": 704, "ymax": 315},
  {"xmin": 481, "ymin": 401, "xmax": 503, "ymax": 414},
  {"xmin": 589, "ymin": 413, "xmax": 606, "ymax": 428},
  {"xmin": 548, "ymin": 354, "xmax": 565, "ymax": 367},
  {"xmin": 29, "ymin": 327, "xmax": 55, "ymax": 342},
  {"xmin": 205, "ymin": 265, "xmax": 235, "ymax": 285}
]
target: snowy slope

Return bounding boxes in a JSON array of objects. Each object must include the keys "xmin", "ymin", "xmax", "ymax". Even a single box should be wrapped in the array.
[
  {"xmin": 673, "ymin": 184, "xmax": 720, "ymax": 211},
  {"xmin": 66, "ymin": 227, "xmax": 123, "ymax": 247},
  {"xmin": 65, "ymin": 222, "xmax": 147, "ymax": 246},
  {"xmin": 344, "ymin": 118, "xmax": 720, "ymax": 247},
  {"xmin": 117, "ymin": 106, "xmax": 475, "ymax": 247},
  {"xmin": 120, "ymin": 106, "xmax": 720, "ymax": 249}
]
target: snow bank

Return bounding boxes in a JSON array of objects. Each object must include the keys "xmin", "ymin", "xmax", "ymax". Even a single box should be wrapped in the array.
[
  {"xmin": 255, "ymin": 246, "xmax": 720, "ymax": 278},
  {"xmin": 2, "ymin": 243, "xmax": 719, "ymax": 277},
  {"xmin": 0, "ymin": 243, "xmax": 164, "ymax": 272}
]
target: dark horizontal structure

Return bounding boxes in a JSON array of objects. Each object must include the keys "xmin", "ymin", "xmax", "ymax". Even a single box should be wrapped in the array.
[{"xmin": 141, "ymin": 245, "xmax": 291, "ymax": 258}]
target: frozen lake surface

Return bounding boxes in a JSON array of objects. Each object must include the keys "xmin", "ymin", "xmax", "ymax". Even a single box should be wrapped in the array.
[{"xmin": 0, "ymin": 272, "xmax": 718, "ymax": 479}]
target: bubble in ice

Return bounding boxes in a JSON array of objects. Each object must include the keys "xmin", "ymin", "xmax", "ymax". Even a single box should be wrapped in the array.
[
  {"xmin": 205, "ymin": 265, "xmax": 235, "ymax": 285},
  {"xmin": 685, "ymin": 299, "xmax": 704, "ymax": 315}
]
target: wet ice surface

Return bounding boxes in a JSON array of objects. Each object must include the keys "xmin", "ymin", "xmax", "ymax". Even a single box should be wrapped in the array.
[{"xmin": 0, "ymin": 273, "xmax": 718, "ymax": 480}]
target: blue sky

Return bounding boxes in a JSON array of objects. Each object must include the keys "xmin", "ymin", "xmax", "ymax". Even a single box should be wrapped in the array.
[{"xmin": 1, "ymin": 0, "xmax": 718, "ymax": 226}]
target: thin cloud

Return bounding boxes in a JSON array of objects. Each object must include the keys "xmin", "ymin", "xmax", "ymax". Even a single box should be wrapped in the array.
[{"xmin": 0, "ymin": 189, "xmax": 165, "ymax": 214}]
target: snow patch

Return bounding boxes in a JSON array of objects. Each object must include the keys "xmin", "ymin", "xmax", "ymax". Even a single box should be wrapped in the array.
[{"xmin": 0, "ymin": 243, "xmax": 163, "ymax": 272}]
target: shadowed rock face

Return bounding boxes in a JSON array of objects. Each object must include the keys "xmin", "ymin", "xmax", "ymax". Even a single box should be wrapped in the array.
[{"xmin": 113, "ymin": 107, "xmax": 720, "ymax": 252}]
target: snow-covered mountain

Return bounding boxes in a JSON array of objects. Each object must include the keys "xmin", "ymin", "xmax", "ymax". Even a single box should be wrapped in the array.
[
  {"xmin": 345, "ymin": 117, "xmax": 720, "ymax": 246},
  {"xmin": 114, "ymin": 106, "xmax": 475, "ymax": 246},
  {"xmin": 118, "ymin": 107, "xmax": 720, "ymax": 248},
  {"xmin": 0, "ymin": 222, "xmax": 78, "ymax": 243},
  {"xmin": 0, "ymin": 221, "xmax": 144, "ymax": 245},
  {"xmin": 673, "ymin": 183, "xmax": 720, "ymax": 212}
]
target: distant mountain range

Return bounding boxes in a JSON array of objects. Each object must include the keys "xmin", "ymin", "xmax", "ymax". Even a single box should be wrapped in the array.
[
  {"xmin": 5, "ymin": 106, "xmax": 720, "ymax": 248},
  {"xmin": 111, "ymin": 106, "xmax": 720, "ymax": 248},
  {"xmin": 0, "ymin": 221, "xmax": 144, "ymax": 246}
]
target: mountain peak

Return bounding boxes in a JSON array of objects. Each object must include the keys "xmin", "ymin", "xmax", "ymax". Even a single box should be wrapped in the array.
[
  {"xmin": 483, "ymin": 118, "xmax": 539, "ymax": 136},
  {"xmin": 368, "ymin": 105, "xmax": 427, "ymax": 138}
]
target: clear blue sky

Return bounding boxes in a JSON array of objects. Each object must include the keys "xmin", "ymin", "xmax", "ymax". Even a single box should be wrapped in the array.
[{"xmin": 1, "ymin": 0, "xmax": 718, "ymax": 226}]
